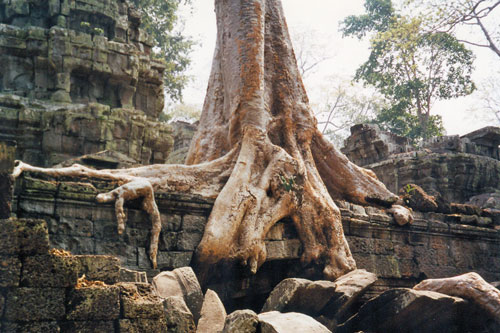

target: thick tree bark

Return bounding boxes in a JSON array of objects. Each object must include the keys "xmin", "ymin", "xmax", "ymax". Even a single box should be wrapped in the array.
[{"xmin": 13, "ymin": 0, "xmax": 405, "ymax": 280}]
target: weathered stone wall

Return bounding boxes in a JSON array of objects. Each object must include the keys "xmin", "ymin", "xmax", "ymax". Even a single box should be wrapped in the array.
[
  {"xmin": 342, "ymin": 124, "xmax": 500, "ymax": 203},
  {"xmin": 0, "ymin": 0, "xmax": 174, "ymax": 167},
  {"xmin": 14, "ymin": 173, "xmax": 500, "ymax": 305},
  {"xmin": 0, "ymin": 218, "xmax": 169, "ymax": 332}
]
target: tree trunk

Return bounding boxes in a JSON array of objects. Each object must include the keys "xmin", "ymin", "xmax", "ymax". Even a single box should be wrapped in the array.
[{"xmin": 13, "ymin": 0, "xmax": 405, "ymax": 280}]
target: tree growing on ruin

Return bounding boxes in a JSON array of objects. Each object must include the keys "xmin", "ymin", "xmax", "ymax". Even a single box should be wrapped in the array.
[
  {"xmin": 13, "ymin": 0, "xmax": 409, "ymax": 280},
  {"xmin": 342, "ymin": 0, "xmax": 476, "ymax": 141}
]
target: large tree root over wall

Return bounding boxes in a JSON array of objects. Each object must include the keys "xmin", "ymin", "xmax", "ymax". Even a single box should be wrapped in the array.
[{"xmin": 13, "ymin": 0, "xmax": 410, "ymax": 280}]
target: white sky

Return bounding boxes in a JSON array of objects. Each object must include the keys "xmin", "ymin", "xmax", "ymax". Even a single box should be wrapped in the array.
[{"xmin": 178, "ymin": 0, "xmax": 499, "ymax": 136}]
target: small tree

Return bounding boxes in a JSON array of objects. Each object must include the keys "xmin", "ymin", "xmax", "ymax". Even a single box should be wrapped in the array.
[
  {"xmin": 132, "ymin": 0, "xmax": 194, "ymax": 101},
  {"xmin": 342, "ymin": 0, "xmax": 476, "ymax": 141}
]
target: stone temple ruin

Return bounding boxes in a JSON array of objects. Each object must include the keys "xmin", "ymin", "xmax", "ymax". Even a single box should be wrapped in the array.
[{"xmin": 0, "ymin": 1, "xmax": 500, "ymax": 332}]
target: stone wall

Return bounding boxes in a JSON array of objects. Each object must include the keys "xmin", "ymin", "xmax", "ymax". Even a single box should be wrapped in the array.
[
  {"xmin": 342, "ymin": 124, "xmax": 500, "ymax": 203},
  {"xmin": 0, "ymin": 0, "xmax": 174, "ymax": 166},
  {"xmin": 0, "ymin": 218, "xmax": 171, "ymax": 332},
  {"xmin": 14, "ymin": 172, "xmax": 500, "ymax": 307}
]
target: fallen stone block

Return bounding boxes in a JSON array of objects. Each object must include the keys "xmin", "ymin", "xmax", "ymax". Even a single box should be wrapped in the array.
[
  {"xmin": 152, "ymin": 266, "xmax": 203, "ymax": 324},
  {"xmin": 414, "ymin": 272, "xmax": 500, "ymax": 324},
  {"xmin": 338, "ymin": 288, "xmax": 467, "ymax": 333},
  {"xmin": 321, "ymin": 269, "xmax": 377, "ymax": 323},
  {"xmin": 66, "ymin": 285, "xmax": 120, "ymax": 320},
  {"xmin": 197, "ymin": 289, "xmax": 227, "ymax": 333},
  {"xmin": 258, "ymin": 311, "xmax": 331, "ymax": 333},
  {"xmin": 261, "ymin": 278, "xmax": 336, "ymax": 316},
  {"xmin": 163, "ymin": 295, "xmax": 196, "ymax": 333},
  {"xmin": 4, "ymin": 287, "xmax": 65, "ymax": 321},
  {"xmin": 222, "ymin": 309, "xmax": 259, "ymax": 333}
]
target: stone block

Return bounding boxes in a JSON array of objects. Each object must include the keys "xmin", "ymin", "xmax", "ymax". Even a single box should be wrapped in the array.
[
  {"xmin": 177, "ymin": 231, "xmax": 203, "ymax": 251},
  {"xmin": 162, "ymin": 296, "xmax": 196, "ymax": 333},
  {"xmin": 222, "ymin": 310, "xmax": 258, "ymax": 333},
  {"xmin": 0, "ymin": 255, "xmax": 21, "ymax": 287},
  {"xmin": 2, "ymin": 321, "xmax": 60, "ymax": 333},
  {"xmin": 75, "ymin": 255, "xmax": 120, "ymax": 284},
  {"xmin": 4, "ymin": 288, "xmax": 65, "ymax": 321},
  {"xmin": 152, "ymin": 267, "xmax": 203, "ymax": 324},
  {"xmin": 197, "ymin": 289, "xmax": 227, "ymax": 333},
  {"xmin": 21, "ymin": 253, "xmax": 81, "ymax": 287},
  {"xmin": 119, "ymin": 268, "xmax": 148, "ymax": 283},
  {"xmin": 265, "ymin": 240, "xmax": 302, "ymax": 260},
  {"xmin": 95, "ymin": 241, "xmax": 136, "ymax": 266},
  {"xmin": 119, "ymin": 282, "xmax": 164, "ymax": 319},
  {"xmin": 66, "ymin": 285, "xmax": 120, "ymax": 320},
  {"xmin": 161, "ymin": 213, "xmax": 182, "ymax": 231},
  {"xmin": 119, "ymin": 318, "xmax": 168, "ymax": 333},
  {"xmin": 49, "ymin": 234, "xmax": 94, "ymax": 255},
  {"xmin": 1, "ymin": 219, "xmax": 50, "ymax": 255},
  {"xmin": 159, "ymin": 231, "xmax": 178, "ymax": 251},
  {"xmin": 59, "ymin": 321, "xmax": 115, "ymax": 333},
  {"xmin": 259, "ymin": 311, "xmax": 330, "ymax": 333},
  {"xmin": 55, "ymin": 216, "xmax": 93, "ymax": 237},
  {"xmin": 141, "ymin": 250, "xmax": 192, "ymax": 271},
  {"xmin": 182, "ymin": 214, "xmax": 206, "ymax": 233}
]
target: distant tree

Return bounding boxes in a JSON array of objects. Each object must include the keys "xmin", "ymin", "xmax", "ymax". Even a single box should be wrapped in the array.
[
  {"xmin": 313, "ymin": 78, "xmax": 386, "ymax": 147},
  {"xmin": 342, "ymin": 0, "xmax": 476, "ymax": 141},
  {"xmin": 160, "ymin": 103, "xmax": 201, "ymax": 123},
  {"xmin": 290, "ymin": 27, "xmax": 333, "ymax": 79},
  {"xmin": 407, "ymin": 0, "xmax": 500, "ymax": 58},
  {"xmin": 132, "ymin": 0, "xmax": 194, "ymax": 101}
]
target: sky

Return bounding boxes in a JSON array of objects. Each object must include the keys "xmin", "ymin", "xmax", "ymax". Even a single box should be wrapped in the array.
[{"xmin": 177, "ymin": 0, "xmax": 499, "ymax": 136}]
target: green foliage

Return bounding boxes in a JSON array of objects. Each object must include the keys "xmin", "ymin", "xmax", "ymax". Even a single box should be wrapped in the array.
[
  {"xmin": 280, "ymin": 175, "xmax": 296, "ymax": 192},
  {"xmin": 341, "ymin": 0, "xmax": 476, "ymax": 141},
  {"xmin": 132, "ymin": 0, "xmax": 193, "ymax": 102}
]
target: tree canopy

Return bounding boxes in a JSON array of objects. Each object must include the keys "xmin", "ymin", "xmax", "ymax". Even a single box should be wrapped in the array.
[
  {"xmin": 342, "ymin": 0, "xmax": 476, "ymax": 141},
  {"xmin": 132, "ymin": 0, "xmax": 194, "ymax": 101}
]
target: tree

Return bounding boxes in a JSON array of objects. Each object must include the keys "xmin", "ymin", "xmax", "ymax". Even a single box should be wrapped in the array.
[
  {"xmin": 408, "ymin": 0, "xmax": 500, "ymax": 58},
  {"xmin": 290, "ymin": 27, "xmax": 333, "ymax": 79},
  {"xmin": 313, "ymin": 78, "xmax": 385, "ymax": 147},
  {"xmin": 13, "ymin": 0, "xmax": 410, "ymax": 281},
  {"xmin": 342, "ymin": 0, "xmax": 476, "ymax": 141},
  {"xmin": 132, "ymin": 0, "xmax": 194, "ymax": 101}
]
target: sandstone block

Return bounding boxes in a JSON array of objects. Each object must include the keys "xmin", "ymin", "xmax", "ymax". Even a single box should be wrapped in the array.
[
  {"xmin": 322, "ymin": 269, "xmax": 377, "ymax": 323},
  {"xmin": 222, "ymin": 310, "xmax": 259, "ymax": 333},
  {"xmin": 21, "ymin": 253, "xmax": 81, "ymax": 287},
  {"xmin": 119, "ymin": 282, "xmax": 164, "ymax": 319},
  {"xmin": 59, "ymin": 321, "xmax": 115, "ymax": 333},
  {"xmin": 119, "ymin": 318, "xmax": 168, "ymax": 333},
  {"xmin": 75, "ymin": 255, "xmax": 121, "ymax": 284},
  {"xmin": 197, "ymin": 289, "xmax": 227, "ymax": 333},
  {"xmin": 119, "ymin": 267, "xmax": 148, "ymax": 283},
  {"xmin": 2, "ymin": 321, "xmax": 60, "ymax": 333},
  {"xmin": 0, "ymin": 219, "xmax": 49, "ymax": 255},
  {"xmin": 152, "ymin": 266, "xmax": 203, "ymax": 324},
  {"xmin": 258, "ymin": 311, "xmax": 330, "ymax": 333},
  {"xmin": 261, "ymin": 278, "xmax": 311, "ymax": 313},
  {"xmin": 66, "ymin": 285, "xmax": 120, "ymax": 320},
  {"xmin": 163, "ymin": 296, "xmax": 196, "ymax": 333},
  {"xmin": 0, "ymin": 255, "xmax": 21, "ymax": 287},
  {"xmin": 4, "ymin": 287, "xmax": 65, "ymax": 321},
  {"xmin": 338, "ymin": 288, "xmax": 467, "ymax": 333}
]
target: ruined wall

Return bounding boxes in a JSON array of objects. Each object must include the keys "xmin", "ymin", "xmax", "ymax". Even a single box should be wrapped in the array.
[
  {"xmin": 342, "ymin": 124, "xmax": 500, "ymax": 203},
  {"xmin": 14, "ymin": 173, "xmax": 500, "ymax": 305},
  {"xmin": 0, "ymin": 0, "xmax": 174, "ymax": 166},
  {"xmin": 0, "ymin": 218, "xmax": 171, "ymax": 332}
]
